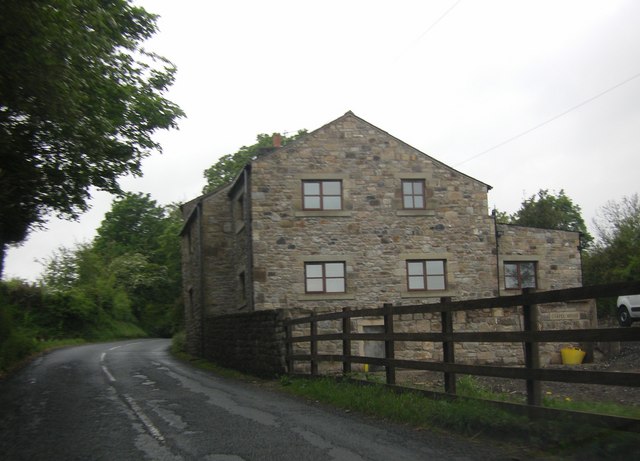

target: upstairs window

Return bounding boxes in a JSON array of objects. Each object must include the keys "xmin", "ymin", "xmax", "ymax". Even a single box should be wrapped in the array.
[
  {"xmin": 504, "ymin": 261, "xmax": 537, "ymax": 290},
  {"xmin": 407, "ymin": 260, "xmax": 446, "ymax": 291},
  {"xmin": 302, "ymin": 180, "xmax": 342, "ymax": 210},
  {"xmin": 305, "ymin": 262, "xmax": 346, "ymax": 293},
  {"xmin": 402, "ymin": 179, "xmax": 425, "ymax": 209}
]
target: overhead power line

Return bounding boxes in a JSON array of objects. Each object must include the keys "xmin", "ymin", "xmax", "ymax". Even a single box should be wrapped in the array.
[
  {"xmin": 394, "ymin": 0, "xmax": 462, "ymax": 63},
  {"xmin": 455, "ymin": 70, "xmax": 640, "ymax": 167},
  {"xmin": 413, "ymin": 0, "xmax": 462, "ymax": 44}
]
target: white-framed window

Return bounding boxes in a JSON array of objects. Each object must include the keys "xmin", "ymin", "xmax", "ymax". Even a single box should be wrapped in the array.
[
  {"xmin": 402, "ymin": 179, "xmax": 426, "ymax": 209},
  {"xmin": 302, "ymin": 180, "xmax": 343, "ymax": 211},
  {"xmin": 406, "ymin": 259, "xmax": 446, "ymax": 291},
  {"xmin": 504, "ymin": 261, "xmax": 537, "ymax": 290},
  {"xmin": 305, "ymin": 261, "xmax": 346, "ymax": 293}
]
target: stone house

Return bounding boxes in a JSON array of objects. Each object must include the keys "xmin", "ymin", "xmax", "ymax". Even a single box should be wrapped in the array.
[{"xmin": 180, "ymin": 112, "xmax": 592, "ymax": 371}]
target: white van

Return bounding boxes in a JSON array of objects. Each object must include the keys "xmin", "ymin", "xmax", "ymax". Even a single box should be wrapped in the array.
[{"xmin": 617, "ymin": 295, "xmax": 640, "ymax": 327}]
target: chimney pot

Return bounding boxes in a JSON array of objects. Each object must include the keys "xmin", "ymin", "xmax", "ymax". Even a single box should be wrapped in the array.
[{"xmin": 273, "ymin": 133, "xmax": 282, "ymax": 148}]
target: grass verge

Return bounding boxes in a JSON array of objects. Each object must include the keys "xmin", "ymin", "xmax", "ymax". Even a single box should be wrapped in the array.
[{"xmin": 170, "ymin": 341, "xmax": 639, "ymax": 459}]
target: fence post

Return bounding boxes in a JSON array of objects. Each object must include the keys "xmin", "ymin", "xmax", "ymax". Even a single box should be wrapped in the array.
[
  {"xmin": 310, "ymin": 312, "xmax": 318, "ymax": 376},
  {"xmin": 285, "ymin": 323, "xmax": 294, "ymax": 374},
  {"xmin": 342, "ymin": 308, "xmax": 351, "ymax": 375},
  {"xmin": 440, "ymin": 296, "xmax": 456, "ymax": 394},
  {"xmin": 522, "ymin": 287, "xmax": 541, "ymax": 406},
  {"xmin": 383, "ymin": 303, "xmax": 396, "ymax": 385}
]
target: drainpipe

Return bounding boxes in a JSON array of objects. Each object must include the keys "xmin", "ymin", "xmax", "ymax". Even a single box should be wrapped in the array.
[
  {"xmin": 577, "ymin": 232, "xmax": 585, "ymax": 286},
  {"xmin": 492, "ymin": 209, "xmax": 502, "ymax": 296}
]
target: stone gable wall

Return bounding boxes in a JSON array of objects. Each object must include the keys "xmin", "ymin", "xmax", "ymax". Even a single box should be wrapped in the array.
[{"xmin": 250, "ymin": 113, "xmax": 498, "ymax": 312}]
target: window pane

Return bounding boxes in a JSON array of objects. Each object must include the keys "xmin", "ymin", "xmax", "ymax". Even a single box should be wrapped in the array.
[
  {"xmin": 306, "ymin": 264, "xmax": 323, "ymax": 278},
  {"xmin": 413, "ymin": 196, "xmax": 424, "ymax": 208},
  {"xmin": 303, "ymin": 182, "xmax": 320, "ymax": 195},
  {"xmin": 323, "ymin": 196, "xmax": 342, "ymax": 210},
  {"xmin": 504, "ymin": 263, "xmax": 517, "ymax": 277},
  {"xmin": 304, "ymin": 196, "xmax": 321, "ymax": 209},
  {"xmin": 427, "ymin": 275, "xmax": 445, "ymax": 290},
  {"xmin": 322, "ymin": 181, "xmax": 341, "ymax": 195},
  {"xmin": 325, "ymin": 263, "xmax": 344, "ymax": 277},
  {"xmin": 505, "ymin": 275, "xmax": 519, "ymax": 289},
  {"xmin": 403, "ymin": 196, "xmax": 414, "ymax": 208},
  {"xmin": 407, "ymin": 262, "xmax": 424, "ymax": 276},
  {"xmin": 402, "ymin": 181, "xmax": 414, "ymax": 194},
  {"xmin": 521, "ymin": 262, "xmax": 536, "ymax": 288},
  {"xmin": 326, "ymin": 279, "xmax": 345, "ymax": 293},
  {"xmin": 504, "ymin": 263, "xmax": 519, "ymax": 288},
  {"xmin": 426, "ymin": 260, "xmax": 444, "ymax": 275},
  {"xmin": 306, "ymin": 279, "xmax": 323, "ymax": 292},
  {"xmin": 408, "ymin": 276, "xmax": 425, "ymax": 290}
]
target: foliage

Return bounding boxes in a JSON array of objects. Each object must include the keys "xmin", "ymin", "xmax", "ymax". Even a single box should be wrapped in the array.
[
  {"xmin": 94, "ymin": 193, "xmax": 168, "ymax": 263},
  {"xmin": 37, "ymin": 192, "xmax": 183, "ymax": 338},
  {"xmin": 582, "ymin": 194, "xmax": 640, "ymax": 316},
  {"xmin": 0, "ymin": 277, "xmax": 148, "ymax": 375},
  {"xmin": 203, "ymin": 130, "xmax": 307, "ymax": 193},
  {"xmin": 587, "ymin": 194, "xmax": 640, "ymax": 282},
  {"xmin": 0, "ymin": 287, "xmax": 36, "ymax": 373},
  {"xmin": 496, "ymin": 189, "xmax": 592, "ymax": 245},
  {"xmin": 0, "ymin": 0, "xmax": 184, "ymax": 275}
]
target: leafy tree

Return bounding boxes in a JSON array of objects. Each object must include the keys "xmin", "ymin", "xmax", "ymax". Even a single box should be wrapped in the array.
[
  {"xmin": 40, "ymin": 192, "xmax": 183, "ymax": 336},
  {"xmin": 497, "ymin": 189, "xmax": 592, "ymax": 245},
  {"xmin": 94, "ymin": 192, "xmax": 167, "ymax": 263},
  {"xmin": 40, "ymin": 246, "xmax": 82, "ymax": 292},
  {"xmin": 203, "ymin": 130, "xmax": 307, "ymax": 193},
  {"xmin": 583, "ymin": 194, "xmax": 640, "ymax": 286},
  {"xmin": 0, "ymin": 0, "xmax": 184, "ymax": 276}
]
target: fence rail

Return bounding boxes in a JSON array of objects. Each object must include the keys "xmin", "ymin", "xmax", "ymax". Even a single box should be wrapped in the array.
[{"xmin": 283, "ymin": 281, "xmax": 640, "ymax": 428}]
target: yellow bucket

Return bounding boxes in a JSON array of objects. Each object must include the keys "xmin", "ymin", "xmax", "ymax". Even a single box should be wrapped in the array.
[{"xmin": 561, "ymin": 347, "xmax": 585, "ymax": 365}]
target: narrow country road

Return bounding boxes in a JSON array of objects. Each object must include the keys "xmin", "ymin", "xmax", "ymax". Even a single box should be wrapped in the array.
[{"xmin": 0, "ymin": 339, "xmax": 520, "ymax": 460}]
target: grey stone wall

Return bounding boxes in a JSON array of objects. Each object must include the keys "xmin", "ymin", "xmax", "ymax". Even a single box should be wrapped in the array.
[
  {"xmin": 181, "ymin": 186, "xmax": 238, "ymax": 355},
  {"xmin": 250, "ymin": 112, "xmax": 497, "ymax": 312},
  {"xmin": 203, "ymin": 309, "xmax": 287, "ymax": 377},
  {"xmin": 180, "ymin": 199, "xmax": 203, "ymax": 356},
  {"xmin": 496, "ymin": 224, "xmax": 583, "ymax": 292}
]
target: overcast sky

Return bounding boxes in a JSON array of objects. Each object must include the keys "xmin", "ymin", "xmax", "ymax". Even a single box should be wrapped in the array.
[{"xmin": 5, "ymin": 0, "xmax": 640, "ymax": 281}]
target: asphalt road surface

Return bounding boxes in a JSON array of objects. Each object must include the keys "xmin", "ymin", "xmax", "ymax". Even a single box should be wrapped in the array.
[{"xmin": 0, "ymin": 339, "xmax": 522, "ymax": 460}]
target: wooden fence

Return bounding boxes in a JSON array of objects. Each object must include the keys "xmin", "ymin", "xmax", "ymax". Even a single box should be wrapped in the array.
[{"xmin": 284, "ymin": 281, "xmax": 640, "ymax": 430}]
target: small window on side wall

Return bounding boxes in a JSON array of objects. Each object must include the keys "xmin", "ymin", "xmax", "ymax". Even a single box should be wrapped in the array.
[
  {"xmin": 402, "ymin": 179, "xmax": 425, "ymax": 209},
  {"xmin": 305, "ymin": 262, "xmax": 346, "ymax": 293},
  {"xmin": 238, "ymin": 272, "xmax": 246, "ymax": 303},
  {"xmin": 406, "ymin": 259, "xmax": 446, "ymax": 291},
  {"xmin": 302, "ymin": 180, "xmax": 342, "ymax": 210},
  {"xmin": 504, "ymin": 261, "xmax": 537, "ymax": 290}
]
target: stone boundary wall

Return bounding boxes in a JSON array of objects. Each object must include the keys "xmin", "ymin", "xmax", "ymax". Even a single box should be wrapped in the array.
[
  {"xmin": 203, "ymin": 309, "xmax": 287, "ymax": 377},
  {"xmin": 202, "ymin": 301, "xmax": 597, "ymax": 377}
]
